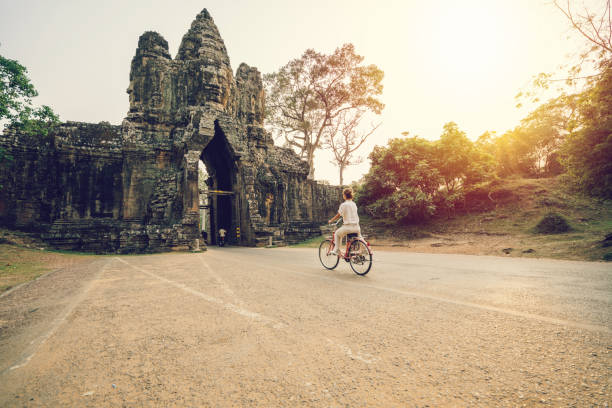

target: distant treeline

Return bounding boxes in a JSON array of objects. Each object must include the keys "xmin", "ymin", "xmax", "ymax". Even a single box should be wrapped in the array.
[{"xmin": 355, "ymin": 62, "xmax": 612, "ymax": 223}]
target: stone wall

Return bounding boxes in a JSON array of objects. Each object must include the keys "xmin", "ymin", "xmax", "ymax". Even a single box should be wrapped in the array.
[{"xmin": 0, "ymin": 9, "xmax": 341, "ymax": 253}]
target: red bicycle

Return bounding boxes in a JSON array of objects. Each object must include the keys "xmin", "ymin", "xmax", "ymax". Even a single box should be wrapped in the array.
[{"xmin": 318, "ymin": 221, "xmax": 373, "ymax": 275}]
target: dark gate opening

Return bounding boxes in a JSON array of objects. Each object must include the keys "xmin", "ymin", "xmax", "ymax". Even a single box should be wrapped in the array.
[{"xmin": 199, "ymin": 123, "xmax": 236, "ymax": 245}]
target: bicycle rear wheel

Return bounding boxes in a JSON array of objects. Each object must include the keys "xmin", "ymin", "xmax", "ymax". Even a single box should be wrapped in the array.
[
  {"xmin": 319, "ymin": 239, "xmax": 339, "ymax": 270},
  {"xmin": 348, "ymin": 240, "xmax": 372, "ymax": 275}
]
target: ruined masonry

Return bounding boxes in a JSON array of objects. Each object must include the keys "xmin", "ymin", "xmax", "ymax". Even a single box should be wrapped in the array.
[{"xmin": 0, "ymin": 9, "xmax": 341, "ymax": 252}]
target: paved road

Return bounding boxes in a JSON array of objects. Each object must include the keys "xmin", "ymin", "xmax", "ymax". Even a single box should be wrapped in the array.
[{"xmin": 0, "ymin": 247, "xmax": 610, "ymax": 406}]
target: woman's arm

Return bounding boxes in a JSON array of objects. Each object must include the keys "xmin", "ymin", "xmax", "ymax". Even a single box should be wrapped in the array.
[{"xmin": 328, "ymin": 212, "xmax": 341, "ymax": 224}]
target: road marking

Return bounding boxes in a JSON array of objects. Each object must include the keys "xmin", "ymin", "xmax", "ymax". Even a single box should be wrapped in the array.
[
  {"xmin": 192, "ymin": 254, "xmax": 383, "ymax": 365},
  {"xmin": 114, "ymin": 257, "xmax": 285, "ymax": 329},
  {"xmin": 2, "ymin": 260, "xmax": 110, "ymax": 374},
  {"xmin": 206, "ymin": 251, "xmax": 612, "ymax": 335},
  {"xmin": 197, "ymin": 254, "xmax": 246, "ymax": 308},
  {"xmin": 327, "ymin": 339, "xmax": 377, "ymax": 364}
]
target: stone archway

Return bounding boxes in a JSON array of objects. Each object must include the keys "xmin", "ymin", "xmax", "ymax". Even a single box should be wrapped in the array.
[{"xmin": 199, "ymin": 122, "xmax": 238, "ymax": 245}]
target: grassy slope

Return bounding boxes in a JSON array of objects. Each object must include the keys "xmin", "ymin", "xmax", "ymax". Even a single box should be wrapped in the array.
[
  {"xmin": 293, "ymin": 177, "xmax": 612, "ymax": 262},
  {"xmin": 425, "ymin": 177, "xmax": 611, "ymax": 261}
]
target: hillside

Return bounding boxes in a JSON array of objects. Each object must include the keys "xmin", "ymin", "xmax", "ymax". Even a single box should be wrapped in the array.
[{"xmin": 360, "ymin": 177, "xmax": 612, "ymax": 261}]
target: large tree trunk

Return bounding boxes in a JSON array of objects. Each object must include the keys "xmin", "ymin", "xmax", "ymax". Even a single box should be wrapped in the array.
[
  {"xmin": 306, "ymin": 146, "xmax": 316, "ymax": 180},
  {"xmin": 339, "ymin": 163, "xmax": 346, "ymax": 186}
]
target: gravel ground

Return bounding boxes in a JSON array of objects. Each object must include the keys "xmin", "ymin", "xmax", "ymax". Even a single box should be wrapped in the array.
[{"xmin": 0, "ymin": 247, "xmax": 610, "ymax": 407}]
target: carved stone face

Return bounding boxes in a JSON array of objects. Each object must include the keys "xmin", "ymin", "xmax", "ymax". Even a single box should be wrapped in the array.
[
  {"xmin": 174, "ymin": 11, "xmax": 236, "ymax": 112},
  {"xmin": 201, "ymin": 64, "xmax": 232, "ymax": 106}
]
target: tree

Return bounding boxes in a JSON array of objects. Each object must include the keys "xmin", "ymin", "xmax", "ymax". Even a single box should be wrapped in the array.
[
  {"xmin": 357, "ymin": 123, "xmax": 496, "ymax": 223},
  {"xmin": 0, "ymin": 53, "xmax": 59, "ymax": 138},
  {"xmin": 561, "ymin": 64, "xmax": 612, "ymax": 197},
  {"xmin": 323, "ymin": 109, "xmax": 380, "ymax": 185},
  {"xmin": 546, "ymin": 1, "xmax": 612, "ymax": 197},
  {"xmin": 434, "ymin": 122, "xmax": 493, "ymax": 193},
  {"xmin": 518, "ymin": 0, "xmax": 611, "ymax": 106},
  {"xmin": 482, "ymin": 95, "xmax": 578, "ymax": 178},
  {"xmin": 357, "ymin": 136, "xmax": 443, "ymax": 223},
  {"xmin": 553, "ymin": 0, "xmax": 611, "ymax": 55},
  {"xmin": 264, "ymin": 44, "xmax": 384, "ymax": 179},
  {"xmin": 519, "ymin": 95, "xmax": 578, "ymax": 175}
]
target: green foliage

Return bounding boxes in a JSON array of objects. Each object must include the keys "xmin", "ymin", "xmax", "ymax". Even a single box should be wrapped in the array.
[
  {"xmin": 477, "ymin": 95, "xmax": 576, "ymax": 179},
  {"xmin": 0, "ymin": 53, "xmax": 59, "ymax": 137},
  {"xmin": 11, "ymin": 104, "xmax": 59, "ymax": 137},
  {"xmin": 560, "ymin": 63, "xmax": 612, "ymax": 198},
  {"xmin": 0, "ymin": 52, "xmax": 60, "ymax": 191},
  {"xmin": 366, "ymin": 188, "xmax": 436, "ymax": 223},
  {"xmin": 357, "ymin": 123, "xmax": 493, "ymax": 224},
  {"xmin": 0, "ymin": 54, "xmax": 38, "ymax": 122},
  {"xmin": 435, "ymin": 122, "xmax": 494, "ymax": 191},
  {"xmin": 487, "ymin": 68, "xmax": 610, "ymax": 195}
]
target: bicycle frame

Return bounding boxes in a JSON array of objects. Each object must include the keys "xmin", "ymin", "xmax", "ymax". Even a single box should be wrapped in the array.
[{"xmin": 327, "ymin": 224, "xmax": 372, "ymax": 259}]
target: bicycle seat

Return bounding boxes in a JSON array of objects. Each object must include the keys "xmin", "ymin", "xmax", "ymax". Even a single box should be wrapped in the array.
[{"xmin": 347, "ymin": 233, "xmax": 359, "ymax": 239}]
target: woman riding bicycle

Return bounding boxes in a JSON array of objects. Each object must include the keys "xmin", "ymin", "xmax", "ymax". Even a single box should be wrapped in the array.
[{"xmin": 328, "ymin": 188, "xmax": 361, "ymax": 255}]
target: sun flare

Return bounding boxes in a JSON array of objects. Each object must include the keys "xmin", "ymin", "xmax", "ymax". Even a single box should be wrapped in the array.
[{"xmin": 432, "ymin": 1, "xmax": 514, "ymax": 79}]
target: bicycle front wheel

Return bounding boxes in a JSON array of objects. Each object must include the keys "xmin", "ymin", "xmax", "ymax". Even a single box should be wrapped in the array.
[
  {"xmin": 319, "ymin": 239, "xmax": 339, "ymax": 270},
  {"xmin": 348, "ymin": 240, "xmax": 372, "ymax": 275}
]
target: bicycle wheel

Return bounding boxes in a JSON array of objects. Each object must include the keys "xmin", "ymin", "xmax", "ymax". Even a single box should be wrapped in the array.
[
  {"xmin": 348, "ymin": 240, "xmax": 372, "ymax": 275},
  {"xmin": 319, "ymin": 239, "xmax": 339, "ymax": 270}
]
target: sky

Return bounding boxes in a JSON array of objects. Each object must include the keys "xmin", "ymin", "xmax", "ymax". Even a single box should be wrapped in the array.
[{"xmin": 0, "ymin": 0, "xmax": 590, "ymax": 184}]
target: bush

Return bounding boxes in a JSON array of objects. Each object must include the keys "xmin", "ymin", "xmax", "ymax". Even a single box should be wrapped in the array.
[
  {"xmin": 365, "ymin": 188, "xmax": 436, "ymax": 224},
  {"xmin": 533, "ymin": 212, "xmax": 572, "ymax": 234}
]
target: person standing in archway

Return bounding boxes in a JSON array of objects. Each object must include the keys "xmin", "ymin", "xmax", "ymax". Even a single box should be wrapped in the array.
[
  {"xmin": 218, "ymin": 227, "xmax": 227, "ymax": 247},
  {"xmin": 328, "ymin": 188, "xmax": 361, "ymax": 255}
]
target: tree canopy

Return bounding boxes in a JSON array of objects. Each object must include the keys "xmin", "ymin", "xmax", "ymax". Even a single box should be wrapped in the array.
[
  {"xmin": 0, "ymin": 53, "xmax": 59, "ymax": 138},
  {"xmin": 264, "ymin": 44, "xmax": 383, "ymax": 179},
  {"xmin": 356, "ymin": 123, "xmax": 494, "ymax": 223}
]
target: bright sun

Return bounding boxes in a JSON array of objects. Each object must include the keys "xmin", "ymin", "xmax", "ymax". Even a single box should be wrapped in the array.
[{"xmin": 432, "ymin": 1, "xmax": 514, "ymax": 80}]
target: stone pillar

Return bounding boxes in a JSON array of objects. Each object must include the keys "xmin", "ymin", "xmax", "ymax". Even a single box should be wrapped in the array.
[{"xmin": 181, "ymin": 150, "xmax": 201, "ymax": 247}]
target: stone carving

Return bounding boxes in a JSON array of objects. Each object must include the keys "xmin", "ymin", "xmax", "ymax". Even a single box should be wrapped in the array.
[{"xmin": 0, "ymin": 9, "xmax": 341, "ymax": 252}]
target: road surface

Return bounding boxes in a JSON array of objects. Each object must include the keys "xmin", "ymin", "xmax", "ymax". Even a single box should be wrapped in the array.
[{"xmin": 0, "ymin": 247, "xmax": 610, "ymax": 406}]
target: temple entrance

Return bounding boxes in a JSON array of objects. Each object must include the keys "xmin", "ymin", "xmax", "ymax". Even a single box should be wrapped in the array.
[{"xmin": 198, "ymin": 123, "xmax": 238, "ymax": 245}]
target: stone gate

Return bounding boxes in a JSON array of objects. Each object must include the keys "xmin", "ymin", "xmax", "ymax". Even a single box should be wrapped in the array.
[{"xmin": 0, "ymin": 9, "xmax": 341, "ymax": 252}]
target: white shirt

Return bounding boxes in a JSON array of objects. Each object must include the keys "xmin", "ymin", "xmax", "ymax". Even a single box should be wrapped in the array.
[
  {"xmin": 338, "ymin": 200, "xmax": 359, "ymax": 225},
  {"xmin": 219, "ymin": 228, "xmax": 227, "ymax": 237}
]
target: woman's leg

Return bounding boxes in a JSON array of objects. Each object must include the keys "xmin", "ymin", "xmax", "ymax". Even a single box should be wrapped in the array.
[
  {"xmin": 334, "ymin": 225, "xmax": 349, "ymax": 252},
  {"xmin": 334, "ymin": 225, "xmax": 360, "ymax": 253}
]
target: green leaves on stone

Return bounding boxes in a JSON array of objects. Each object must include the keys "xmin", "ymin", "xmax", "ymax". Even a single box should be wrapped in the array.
[{"xmin": 11, "ymin": 104, "xmax": 60, "ymax": 138}]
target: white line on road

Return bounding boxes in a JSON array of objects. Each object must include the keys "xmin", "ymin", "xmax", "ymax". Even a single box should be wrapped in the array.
[
  {"xmin": 115, "ymin": 257, "xmax": 285, "ymax": 329},
  {"xmin": 326, "ymin": 339, "xmax": 377, "ymax": 364},
  {"xmin": 117, "ymin": 257, "xmax": 385, "ymax": 366},
  {"xmin": 2, "ymin": 260, "xmax": 111, "ymax": 375},
  {"xmin": 206, "ymin": 251, "xmax": 612, "ymax": 335},
  {"xmin": 197, "ymin": 254, "xmax": 246, "ymax": 308}
]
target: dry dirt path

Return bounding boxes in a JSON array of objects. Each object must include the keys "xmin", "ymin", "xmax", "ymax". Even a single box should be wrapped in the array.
[{"xmin": 0, "ymin": 248, "xmax": 610, "ymax": 407}]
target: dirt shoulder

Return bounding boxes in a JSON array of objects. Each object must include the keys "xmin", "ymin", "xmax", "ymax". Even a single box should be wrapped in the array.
[
  {"xmin": 0, "ymin": 229, "xmax": 96, "ymax": 294},
  {"xmin": 369, "ymin": 231, "xmax": 579, "ymax": 259},
  {"xmin": 358, "ymin": 178, "xmax": 612, "ymax": 262}
]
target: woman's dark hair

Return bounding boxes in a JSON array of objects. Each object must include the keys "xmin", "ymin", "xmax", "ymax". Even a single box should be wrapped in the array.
[{"xmin": 343, "ymin": 188, "xmax": 353, "ymax": 199}]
